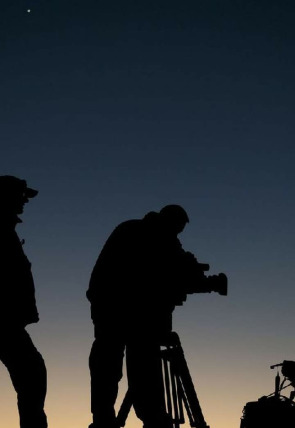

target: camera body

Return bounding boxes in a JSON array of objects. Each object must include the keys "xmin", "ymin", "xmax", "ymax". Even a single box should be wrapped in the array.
[{"xmin": 174, "ymin": 251, "xmax": 228, "ymax": 306}]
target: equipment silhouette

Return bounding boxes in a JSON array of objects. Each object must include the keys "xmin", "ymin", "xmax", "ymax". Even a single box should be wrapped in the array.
[
  {"xmin": 117, "ymin": 331, "xmax": 210, "ymax": 428},
  {"xmin": 240, "ymin": 361, "xmax": 295, "ymax": 428}
]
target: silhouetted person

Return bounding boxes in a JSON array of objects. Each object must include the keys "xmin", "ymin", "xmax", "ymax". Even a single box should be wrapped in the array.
[
  {"xmin": 87, "ymin": 204, "xmax": 227, "ymax": 428},
  {"xmin": 0, "ymin": 175, "xmax": 47, "ymax": 428}
]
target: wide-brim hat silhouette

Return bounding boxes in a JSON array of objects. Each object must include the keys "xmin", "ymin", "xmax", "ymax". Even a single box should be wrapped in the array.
[{"xmin": 0, "ymin": 175, "xmax": 38, "ymax": 198}]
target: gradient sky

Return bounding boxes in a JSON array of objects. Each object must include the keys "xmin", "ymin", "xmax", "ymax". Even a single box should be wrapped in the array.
[{"xmin": 1, "ymin": 1, "xmax": 295, "ymax": 428}]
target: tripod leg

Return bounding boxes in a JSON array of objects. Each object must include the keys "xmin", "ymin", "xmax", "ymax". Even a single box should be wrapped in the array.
[
  {"xmin": 170, "ymin": 361, "xmax": 180, "ymax": 428},
  {"xmin": 163, "ymin": 351, "xmax": 173, "ymax": 418},
  {"xmin": 177, "ymin": 380, "xmax": 195, "ymax": 427},
  {"xmin": 116, "ymin": 389, "xmax": 132, "ymax": 427},
  {"xmin": 176, "ymin": 352, "xmax": 209, "ymax": 428},
  {"xmin": 163, "ymin": 347, "xmax": 187, "ymax": 428},
  {"xmin": 176, "ymin": 374, "xmax": 185, "ymax": 424},
  {"xmin": 168, "ymin": 337, "xmax": 209, "ymax": 428}
]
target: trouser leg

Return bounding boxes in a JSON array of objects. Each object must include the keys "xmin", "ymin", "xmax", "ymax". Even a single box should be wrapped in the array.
[
  {"xmin": 126, "ymin": 333, "xmax": 172, "ymax": 428},
  {"xmin": 89, "ymin": 328, "xmax": 125, "ymax": 428},
  {"xmin": 0, "ymin": 328, "xmax": 47, "ymax": 428}
]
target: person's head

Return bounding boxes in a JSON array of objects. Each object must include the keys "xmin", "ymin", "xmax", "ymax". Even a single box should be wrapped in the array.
[
  {"xmin": 159, "ymin": 204, "xmax": 189, "ymax": 235},
  {"xmin": 0, "ymin": 175, "xmax": 38, "ymax": 215}
]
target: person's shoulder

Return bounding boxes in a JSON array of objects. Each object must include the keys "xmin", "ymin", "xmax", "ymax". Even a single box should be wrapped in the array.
[
  {"xmin": 116, "ymin": 218, "xmax": 140, "ymax": 229},
  {"xmin": 102, "ymin": 219, "xmax": 141, "ymax": 250},
  {"xmin": 110, "ymin": 218, "xmax": 141, "ymax": 237}
]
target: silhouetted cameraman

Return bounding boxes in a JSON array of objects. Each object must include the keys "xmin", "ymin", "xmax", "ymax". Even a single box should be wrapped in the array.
[
  {"xmin": 87, "ymin": 204, "xmax": 226, "ymax": 428},
  {"xmin": 0, "ymin": 175, "xmax": 47, "ymax": 428}
]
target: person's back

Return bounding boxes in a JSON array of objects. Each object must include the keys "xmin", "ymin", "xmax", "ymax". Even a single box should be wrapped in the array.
[
  {"xmin": 87, "ymin": 218, "xmax": 143, "ymax": 328},
  {"xmin": 87, "ymin": 210, "xmax": 186, "ymax": 334}
]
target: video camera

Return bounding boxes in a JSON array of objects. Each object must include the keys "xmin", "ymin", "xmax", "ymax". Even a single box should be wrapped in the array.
[{"xmin": 183, "ymin": 251, "xmax": 228, "ymax": 297}]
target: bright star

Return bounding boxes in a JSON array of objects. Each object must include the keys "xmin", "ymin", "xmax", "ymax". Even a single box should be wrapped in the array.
[{"xmin": 27, "ymin": 9, "xmax": 31, "ymax": 13}]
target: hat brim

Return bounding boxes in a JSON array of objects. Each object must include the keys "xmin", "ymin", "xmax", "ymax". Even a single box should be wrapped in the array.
[{"xmin": 25, "ymin": 187, "xmax": 38, "ymax": 198}]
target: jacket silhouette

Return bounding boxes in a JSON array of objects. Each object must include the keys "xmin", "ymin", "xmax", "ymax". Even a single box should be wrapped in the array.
[
  {"xmin": 0, "ymin": 215, "xmax": 39, "ymax": 326},
  {"xmin": 0, "ymin": 175, "xmax": 47, "ymax": 428},
  {"xmin": 87, "ymin": 205, "xmax": 195, "ymax": 428}
]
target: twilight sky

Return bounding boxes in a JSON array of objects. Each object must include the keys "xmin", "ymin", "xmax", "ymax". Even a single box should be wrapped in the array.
[{"xmin": 1, "ymin": 1, "xmax": 295, "ymax": 428}]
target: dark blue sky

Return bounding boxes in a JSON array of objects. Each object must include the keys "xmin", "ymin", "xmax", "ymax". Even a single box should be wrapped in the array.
[{"xmin": 1, "ymin": 2, "xmax": 295, "ymax": 428}]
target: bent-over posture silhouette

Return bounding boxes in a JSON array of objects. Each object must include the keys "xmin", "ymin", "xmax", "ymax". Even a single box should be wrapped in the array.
[
  {"xmin": 0, "ymin": 175, "xmax": 47, "ymax": 428},
  {"xmin": 87, "ymin": 204, "xmax": 226, "ymax": 428}
]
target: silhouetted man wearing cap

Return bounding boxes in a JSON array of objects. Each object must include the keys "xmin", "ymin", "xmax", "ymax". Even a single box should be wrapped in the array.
[
  {"xmin": 87, "ymin": 205, "xmax": 192, "ymax": 428},
  {"xmin": 0, "ymin": 175, "xmax": 47, "ymax": 428}
]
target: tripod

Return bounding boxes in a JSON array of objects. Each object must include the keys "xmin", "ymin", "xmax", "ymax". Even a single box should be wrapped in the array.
[{"xmin": 116, "ymin": 332, "xmax": 210, "ymax": 428}]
